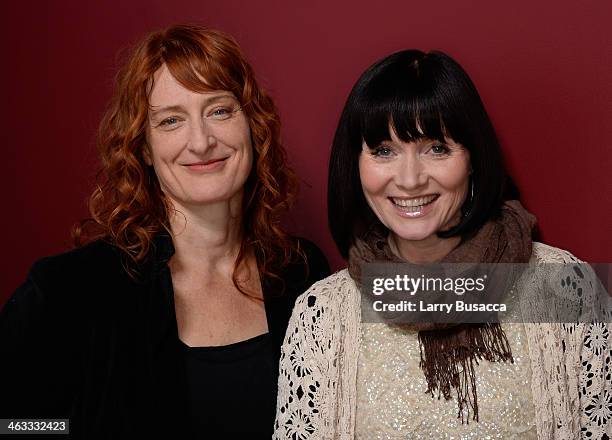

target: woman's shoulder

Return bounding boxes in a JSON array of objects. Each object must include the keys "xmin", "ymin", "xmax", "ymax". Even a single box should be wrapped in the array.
[
  {"xmin": 269, "ymin": 237, "xmax": 331, "ymax": 300},
  {"xmin": 531, "ymin": 241, "xmax": 582, "ymax": 264},
  {"xmin": 1, "ymin": 240, "xmax": 128, "ymax": 348},
  {"xmin": 19, "ymin": 239, "xmax": 120, "ymax": 281},
  {"xmin": 25, "ymin": 239, "xmax": 128, "ymax": 292},
  {"xmin": 294, "ymin": 236, "xmax": 331, "ymax": 278},
  {"xmin": 529, "ymin": 242, "xmax": 592, "ymax": 289},
  {"xmin": 304, "ymin": 268, "xmax": 355, "ymax": 295},
  {"xmin": 4, "ymin": 240, "xmax": 131, "ymax": 314},
  {"xmin": 528, "ymin": 242, "xmax": 609, "ymax": 320},
  {"xmin": 292, "ymin": 269, "xmax": 357, "ymax": 313}
]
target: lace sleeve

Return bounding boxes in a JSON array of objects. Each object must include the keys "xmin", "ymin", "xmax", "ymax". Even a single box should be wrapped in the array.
[
  {"xmin": 274, "ymin": 285, "xmax": 341, "ymax": 440},
  {"xmin": 572, "ymin": 267, "xmax": 612, "ymax": 438},
  {"xmin": 533, "ymin": 243, "xmax": 612, "ymax": 438}
]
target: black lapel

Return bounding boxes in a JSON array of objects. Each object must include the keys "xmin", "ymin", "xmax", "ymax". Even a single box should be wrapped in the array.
[{"xmin": 140, "ymin": 233, "xmax": 193, "ymax": 437}]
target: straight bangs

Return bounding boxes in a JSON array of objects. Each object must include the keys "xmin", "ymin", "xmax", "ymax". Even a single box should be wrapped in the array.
[{"xmin": 358, "ymin": 59, "xmax": 464, "ymax": 150}]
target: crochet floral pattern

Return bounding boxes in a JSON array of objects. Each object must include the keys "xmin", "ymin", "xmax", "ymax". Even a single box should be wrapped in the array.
[{"xmin": 274, "ymin": 243, "xmax": 611, "ymax": 439}]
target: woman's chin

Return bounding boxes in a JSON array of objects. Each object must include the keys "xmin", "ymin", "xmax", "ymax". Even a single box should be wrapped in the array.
[{"xmin": 390, "ymin": 228, "xmax": 439, "ymax": 244}]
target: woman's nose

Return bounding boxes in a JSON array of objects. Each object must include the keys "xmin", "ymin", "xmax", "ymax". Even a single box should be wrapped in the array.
[
  {"xmin": 395, "ymin": 154, "xmax": 427, "ymax": 190},
  {"xmin": 187, "ymin": 118, "xmax": 216, "ymax": 153}
]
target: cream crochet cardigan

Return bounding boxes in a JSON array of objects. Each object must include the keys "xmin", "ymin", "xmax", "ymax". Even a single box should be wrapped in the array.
[{"xmin": 274, "ymin": 243, "xmax": 611, "ymax": 439}]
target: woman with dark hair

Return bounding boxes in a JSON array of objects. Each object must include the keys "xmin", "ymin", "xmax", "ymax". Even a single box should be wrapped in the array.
[
  {"xmin": 274, "ymin": 50, "xmax": 610, "ymax": 438},
  {"xmin": 0, "ymin": 24, "xmax": 329, "ymax": 438}
]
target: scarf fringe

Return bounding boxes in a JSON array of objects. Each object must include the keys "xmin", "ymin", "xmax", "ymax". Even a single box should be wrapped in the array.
[{"xmin": 418, "ymin": 324, "xmax": 514, "ymax": 422}]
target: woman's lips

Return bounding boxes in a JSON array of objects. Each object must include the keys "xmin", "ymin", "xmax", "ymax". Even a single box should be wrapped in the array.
[
  {"xmin": 183, "ymin": 157, "xmax": 228, "ymax": 172},
  {"xmin": 389, "ymin": 194, "xmax": 439, "ymax": 218}
]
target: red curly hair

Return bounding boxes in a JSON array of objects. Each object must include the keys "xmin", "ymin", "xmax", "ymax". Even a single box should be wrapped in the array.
[{"xmin": 74, "ymin": 24, "xmax": 301, "ymax": 293}]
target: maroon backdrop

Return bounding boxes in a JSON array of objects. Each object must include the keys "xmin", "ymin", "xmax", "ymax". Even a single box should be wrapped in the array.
[{"xmin": 2, "ymin": 0, "xmax": 611, "ymax": 302}]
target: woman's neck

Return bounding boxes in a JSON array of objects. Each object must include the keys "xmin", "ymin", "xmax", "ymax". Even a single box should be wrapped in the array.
[
  {"xmin": 168, "ymin": 198, "xmax": 243, "ymax": 272},
  {"xmin": 389, "ymin": 233, "xmax": 461, "ymax": 264}
]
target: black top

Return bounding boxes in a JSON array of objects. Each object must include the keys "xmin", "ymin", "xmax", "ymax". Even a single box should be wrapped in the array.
[
  {"xmin": 181, "ymin": 333, "xmax": 276, "ymax": 437},
  {"xmin": 0, "ymin": 234, "xmax": 330, "ymax": 439}
]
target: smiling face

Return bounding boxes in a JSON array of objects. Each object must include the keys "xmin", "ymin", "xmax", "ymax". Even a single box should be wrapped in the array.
[
  {"xmin": 145, "ymin": 64, "xmax": 253, "ymax": 210},
  {"xmin": 359, "ymin": 128, "xmax": 471, "ymax": 246}
]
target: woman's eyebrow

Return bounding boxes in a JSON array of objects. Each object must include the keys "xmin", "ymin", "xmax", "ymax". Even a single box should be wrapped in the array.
[
  {"xmin": 149, "ymin": 104, "xmax": 186, "ymax": 116},
  {"xmin": 203, "ymin": 93, "xmax": 237, "ymax": 104},
  {"xmin": 149, "ymin": 93, "xmax": 237, "ymax": 116}
]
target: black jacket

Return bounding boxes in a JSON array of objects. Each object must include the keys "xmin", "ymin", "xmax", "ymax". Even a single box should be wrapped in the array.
[{"xmin": 0, "ymin": 235, "xmax": 330, "ymax": 438}]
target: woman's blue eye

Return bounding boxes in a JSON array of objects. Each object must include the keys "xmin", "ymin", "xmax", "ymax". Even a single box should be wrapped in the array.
[
  {"xmin": 210, "ymin": 107, "xmax": 234, "ymax": 120},
  {"xmin": 159, "ymin": 117, "xmax": 178, "ymax": 126},
  {"xmin": 430, "ymin": 144, "xmax": 450, "ymax": 155},
  {"xmin": 373, "ymin": 146, "xmax": 393, "ymax": 157}
]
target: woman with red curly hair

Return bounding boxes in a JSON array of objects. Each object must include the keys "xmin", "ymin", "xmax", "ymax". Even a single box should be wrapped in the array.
[{"xmin": 0, "ymin": 24, "xmax": 329, "ymax": 438}]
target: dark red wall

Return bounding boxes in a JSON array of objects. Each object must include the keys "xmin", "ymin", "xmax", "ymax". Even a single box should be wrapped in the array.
[{"xmin": 2, "ymin": 1, "xmax": 611, "ymax": 301}]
